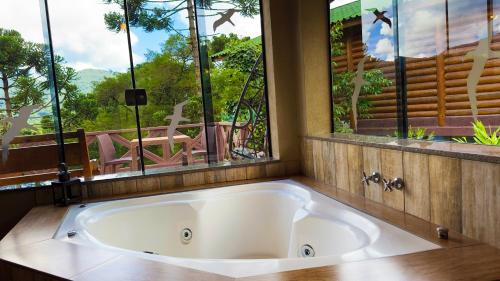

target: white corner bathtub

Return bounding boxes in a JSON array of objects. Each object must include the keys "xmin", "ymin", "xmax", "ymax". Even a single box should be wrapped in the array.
[{"xmin": 54, "ymin": 179, "xmax": 439, "ymax": 278}]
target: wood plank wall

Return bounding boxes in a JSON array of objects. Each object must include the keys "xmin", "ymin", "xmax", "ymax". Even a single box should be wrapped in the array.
[
  {"xmin": 301, "ymin": 137, "xmax": 500, "ymax": 248},
  {"xmin": 82, "ymin": 161, "xmax": 299, "ymax": 200}
]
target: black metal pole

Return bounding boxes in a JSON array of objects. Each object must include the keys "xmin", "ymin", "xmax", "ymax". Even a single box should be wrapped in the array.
[
  {"xmin": 259, "ymin": 0, "xmax": 273, "ymax": 158},
  {"xmin": 325, "ymin": 0, "xmax": 334, "ymax": 134},
  {"xmin": 123, "ymin": 0, "xmax": 145, "ymax": 172},
  {"xmin": 40, "ymin": 0, "xmax": 66, "ymax": 164},
  {"xmin": 392, "ymin": 0, "xmax": 408, "ymax": 138},
  {"xmin": 193, "ymin": 0, "xmax": 218, "ymax": 164}
]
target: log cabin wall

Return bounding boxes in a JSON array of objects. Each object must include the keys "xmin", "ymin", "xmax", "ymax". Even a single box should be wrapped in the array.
[
  {"xmin": 301, "ymin": 137, "xmax": 500, "ymax": 249},
  {"xmin": 332, "ymin": 17, "xmax": 500, "ymax": 136}
]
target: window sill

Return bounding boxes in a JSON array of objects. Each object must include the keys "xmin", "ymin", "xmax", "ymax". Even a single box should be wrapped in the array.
[
  {"xmin": 306, "ymin": 133, "xmax": 500, "ymax": 164},
  {"xmin": 0, "ymin": 158, "xmax": 278, "ymax": 192}
]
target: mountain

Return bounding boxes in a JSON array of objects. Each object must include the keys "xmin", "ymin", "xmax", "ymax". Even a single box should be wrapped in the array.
[{"xmin": 75, "ymin": 69, "xmax": 114, "ymax": 93}]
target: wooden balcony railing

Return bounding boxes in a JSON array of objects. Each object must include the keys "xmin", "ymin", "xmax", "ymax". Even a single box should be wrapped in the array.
[{"xmin": 85, "ymin": 122, "xmax": 242, "ymax": 174}]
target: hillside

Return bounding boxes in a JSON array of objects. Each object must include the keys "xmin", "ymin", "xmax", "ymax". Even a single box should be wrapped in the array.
[{"xmin": 75, "ymin": 69, "xmax": 114, "ymax": 93}]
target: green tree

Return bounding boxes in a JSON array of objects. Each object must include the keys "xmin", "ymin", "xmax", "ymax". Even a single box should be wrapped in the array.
[
  {"xmin": 209, "ymin": 33, "xmax": 240, "ymax": 55},
  {"xmin": 0, "ymin": 28, "xmax": 44, "ymax": 118},
  {"xmin": 102, "ymin": 0, "xmax": 261, "ymax": 95},
  {"xmin": 0, "ymin": 28, "xmax": 79, "ymax": 131},
  {"xmin": 61, "ymin": 92, "xmax": 99, "ymax": 130},
  {"xmin": 209, "ymin": 35, "xmax": 262, "ymax": 120},
  {"xmin": 77, "ymin": 35, "xmax": 199, "ymax": 132}
]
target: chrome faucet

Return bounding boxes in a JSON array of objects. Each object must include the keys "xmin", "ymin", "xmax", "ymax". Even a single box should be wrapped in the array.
[
  {"xmin": 382, "ymin": 177, "xmax": 404, "ymax": 192},
  {"xmin": 362, "ymin": 171, "xmax": 381, "ymax": 185}
]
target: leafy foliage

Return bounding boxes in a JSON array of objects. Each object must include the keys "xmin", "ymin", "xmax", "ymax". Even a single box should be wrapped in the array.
[
  {"xmin": 453, "ymin": 120, "xmax": 500, "ymax": 146},
  {"xmin": 0, "ymin": 28, "xmax": 78, "ymax": 133},
  {"xmin": 58, "ymin": 33, "xmax": 261, "ymax": 132},
  {"xmin": 392, "ymin": 126, "xmax": 435, "ymax": 140},
  {"xmin": 102, "ymin": 0, "xmax": 260, "ymax": 36},
  {"xmin": 209, "ymin": 33, "xmax": 240, "ymax": 55},
  {"xmin": 330, "ymin": 22, "xmax": 392, "ymax": 133},
  {"xmin": 219, "ymin": 38, "xmax": 261, "ymax": 73}
]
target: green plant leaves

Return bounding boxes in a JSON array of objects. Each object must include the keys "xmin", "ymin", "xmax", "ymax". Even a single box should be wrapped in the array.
[{"xmin": 453, "ymin": 120, "xmax": 500, "ymax": 146}]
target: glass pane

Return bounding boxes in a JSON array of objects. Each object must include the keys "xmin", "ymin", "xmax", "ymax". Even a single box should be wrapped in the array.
[
  {"xmin": 194, "ymin": 0, "xmax": 271, "ymax": 162},
  {"xmin": 398, "ymin": 0, "xmax": 500, "ymax": 144},
  {"xmin": 126, "ymin": 0, "xmax": 208, "ymax": 172},
  {"xmin": 331, "ymin": 0, "xmax": 399, "ymax": 136},
  {"xmin": 47, "ymin": 0, "xmax": 141, "ymax": 177},
  {"xmin": 0, "ymin": 0, "xmax": 62, "ymax": 186}
]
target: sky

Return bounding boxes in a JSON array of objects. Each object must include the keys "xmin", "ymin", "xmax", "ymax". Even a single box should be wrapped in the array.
[
  {"xmin": 330, "ymin": 0, "xmax": 395, "ymax": 61},
  {"xmin": 0, "ymin": 0, "xmax": 262, "ymax": 72},
  {"xmin": 330, "ymin": 0, "xmax": 356, "ymax": 9}
]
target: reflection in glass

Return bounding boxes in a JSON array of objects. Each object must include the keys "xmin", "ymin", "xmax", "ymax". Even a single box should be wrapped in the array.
[
  {"xmin": 330, "ymin": 0, "xmax": 500, "ymax": 145},
  {"xmin": 331, "ymin": 0, "xmax": 395, "ymax": 135}
]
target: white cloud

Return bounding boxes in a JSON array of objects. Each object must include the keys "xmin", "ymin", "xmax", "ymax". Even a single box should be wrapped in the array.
[
  {"xmin": 0, "ymin": 0, "xmax": 143, "ymax": 72},
  {"xmin": 48, "ymin": 0, "xmax": 144, "ymax": 71},
  {"xmin": 374, "ymin": 38, "xmax": 394, "ymax": 61},
  {"xmin": 0, "ymin": 0, "xmax": 45, "ymax": 43},
  {"xmin": 398, "ymin": 3, "xmax": 447, "ymax": 57},
  {"xmin": 209, "ymin": 14, "xmax": 262, "ymax": 38},
  {"xmin": 1, "ymin": 0, "xmax": 263, "ymax": 72}
]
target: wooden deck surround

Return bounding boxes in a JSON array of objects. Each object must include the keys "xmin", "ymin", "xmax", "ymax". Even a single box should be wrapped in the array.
[{"xmin": 1, "ymin": 176, "xmax": 500, "ymax": 280}]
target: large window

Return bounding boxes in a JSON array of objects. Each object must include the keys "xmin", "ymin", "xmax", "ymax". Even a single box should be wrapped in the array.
[
  {"xmin": 0, "ymin": 0, "xmax": 270, "ymax": 186},
  {"xmin": 330, "ymin": 0, "xmax": 500, "ymax": 146},
  {"xmin": 0, "ymin": 0, "xmax": 63, "ymax": 186}
]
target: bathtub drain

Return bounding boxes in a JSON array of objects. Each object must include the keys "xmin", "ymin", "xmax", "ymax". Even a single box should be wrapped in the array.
[
  {"xmin": 181, "ymin": 228, "xmax": 192, "ymax": 244},
  {"xmin": 300, "ymin": 244, "xmax": 315, "ymax": 258}
]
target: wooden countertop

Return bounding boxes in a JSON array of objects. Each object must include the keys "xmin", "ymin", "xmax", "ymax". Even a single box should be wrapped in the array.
[{"xmin": 1, "ymin": 176, "xmax": 500, "ymax": 281}]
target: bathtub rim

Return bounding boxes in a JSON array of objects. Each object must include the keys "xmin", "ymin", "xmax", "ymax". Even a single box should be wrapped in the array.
[{"xmin": 52, "ymin": 178, "xmax": 442, "ymax": 278}]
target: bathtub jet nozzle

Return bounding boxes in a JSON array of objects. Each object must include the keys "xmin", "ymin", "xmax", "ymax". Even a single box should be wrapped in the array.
[
  {"xmin": 67, "ymin": 230, "xmax": 77, "ymax": 238},
  {"xmin": 181, "ymin": 228, "xmax": 193, "ymax": 244},
  {"xmin": 299, "ymin": 244, "xmax": 315, "ymax": 258}
]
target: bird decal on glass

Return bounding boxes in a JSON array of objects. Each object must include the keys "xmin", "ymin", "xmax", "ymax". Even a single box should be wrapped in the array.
[
  {"xmin": 366, "ymin": 8, "xmax": 392, "ymax": 28},
  {"xmin": 351, "ymin": 57, "xmax": 368, "ymax": 132},
  {"xmin": 164, "ymin": 101, "xmax": 190, "ymax": 153},
  {"xmin": 464, "ymin": 36, "xmax": 500, "ymax": 120},
  {"xmin": 213, "ymin": 9, "xmax": 236, "ymax": 32},
  {"xmin": 0, "ymin": 104, "xmax": 39, "ymax": 163}
]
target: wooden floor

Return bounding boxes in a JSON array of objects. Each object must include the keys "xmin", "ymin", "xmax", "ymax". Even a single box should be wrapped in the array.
[{"xmin": 1, "ymin": 176, "xmax": 500, "ymax": 281}]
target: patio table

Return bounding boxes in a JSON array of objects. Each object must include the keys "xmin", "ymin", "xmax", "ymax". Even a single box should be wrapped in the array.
[{"xmin": 130, "ymin": 135, "xmax": 194, "ymax": 170}]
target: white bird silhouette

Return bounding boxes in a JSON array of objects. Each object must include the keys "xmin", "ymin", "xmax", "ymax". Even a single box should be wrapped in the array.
[
  {"xmin": 1, "ymin": 104, "xmax": 39, "ymax": 163},
  {"xmin": 464, "ymin": 36, "xmax": 500, "ymax": 120},
  {"xmin": 213, "ymin": 9, "xmax": 236, "ymax": 32},
  {"xmin": 351, "ymin": 57, "xmax": 368, "ymax": 132},
  {"xmin": 164, "ymin": 101, "xmax": 190, "ymax": 152}
]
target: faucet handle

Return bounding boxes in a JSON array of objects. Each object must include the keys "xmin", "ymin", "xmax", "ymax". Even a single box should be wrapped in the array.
[
  {"xmin": 392, "ymin": 177, "xmax": 404, "ymax": 190},
  {"xmin": 382, "ymin": 177, "xmax": 404, "ymax": 192},
  {"xmin": 362, "ymin": 171, "xmax": 381, "ymax": 186},
  {"xmin": 370, "ymin": 172, "xmax": 381, "ymax": 183},
  {"xmin": 382, "ymin": 178, "xmax": 393, "ymax": 192},
  {"xmin": 361, "ymin": 171, "xmax": 370, "ymax": 186}
]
